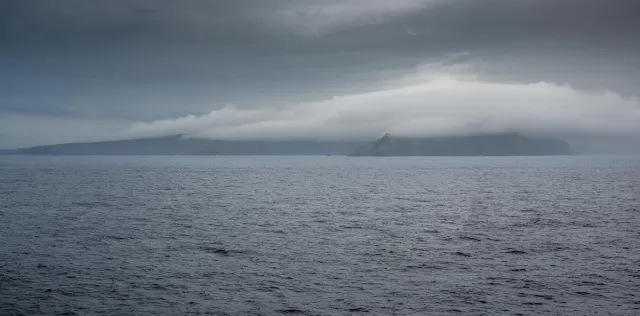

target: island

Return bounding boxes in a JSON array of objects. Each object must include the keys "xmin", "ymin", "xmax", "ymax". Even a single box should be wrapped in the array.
[
  {"xmin": 0, "ymin": 132, "xmax": 572, "ymax": 156},
  {"xmin": 0, "ymin": 135, "xmax": 362, "ymax": 156},
  {"xmin": 349, "ymin": 132, "xmax": 572, "ymax": 156}
]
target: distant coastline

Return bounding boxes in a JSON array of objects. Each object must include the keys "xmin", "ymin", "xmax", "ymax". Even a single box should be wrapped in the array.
[
  {"xmin": 0, "ymin": 133, "xmax": 572, "ymax": 156},
  {"xmin": 350, "ymin": 133, "xmax": 572, "ymax": 157}
]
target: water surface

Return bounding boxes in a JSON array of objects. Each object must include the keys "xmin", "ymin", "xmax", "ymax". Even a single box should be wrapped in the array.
[{"xmin": 1, "ymin": 155, "xmax": 639, "ymax": 315}]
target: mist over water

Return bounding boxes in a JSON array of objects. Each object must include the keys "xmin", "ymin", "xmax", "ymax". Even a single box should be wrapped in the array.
[{"xmin": 1, "ymin": 156, "xmax": 639, "ymax": 315}]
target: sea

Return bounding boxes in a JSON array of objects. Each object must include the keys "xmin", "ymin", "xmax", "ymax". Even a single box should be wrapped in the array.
[{"xmin": 0, "ymin": 155, "xmax": 639, "ymax": 315}]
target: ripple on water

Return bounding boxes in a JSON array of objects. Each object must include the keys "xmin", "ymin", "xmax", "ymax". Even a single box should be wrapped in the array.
[{"xmin": 0, "ymin": 155, "xmax": 639, "ymax": 315}]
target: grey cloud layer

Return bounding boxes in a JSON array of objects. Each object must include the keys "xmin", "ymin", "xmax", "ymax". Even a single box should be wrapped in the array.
[
  {"xmin": 1, "ymin": 0, "xmax": 433, "ymax": 43},
  {"xmin": 3, "ymin": 0, "xmax": 638, "ymax": 49}
]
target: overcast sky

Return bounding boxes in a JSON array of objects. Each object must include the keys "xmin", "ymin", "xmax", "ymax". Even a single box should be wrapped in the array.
[{"xmin": 1, "ymin": 0, "xmax": 639, "ymax": 148}]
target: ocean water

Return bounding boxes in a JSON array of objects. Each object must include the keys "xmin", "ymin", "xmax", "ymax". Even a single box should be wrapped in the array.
[{"xmin": 0, "ymin": 155, "xmax": 639, "ymax": 315}]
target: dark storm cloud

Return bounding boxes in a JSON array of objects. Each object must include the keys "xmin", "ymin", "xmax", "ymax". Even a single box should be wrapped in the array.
[
  {"xmin": 2, "ymin": 0, "xmax": 638, "ymax": 89},
  {"xmin": 421, "ymin": 0, "xmax": 640, "ymax": 40},
  {"xmin": 1, "ymin": 0, "xmax": 638, "ymax": 51},
  {"xmin": 0, "ymin": 0, "xmax": 277, "ymax": 52}
]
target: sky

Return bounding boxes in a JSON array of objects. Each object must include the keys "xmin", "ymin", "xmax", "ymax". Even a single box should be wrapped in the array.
[{"xmin": 1, "ymin": 0, "xmax": 639, "ymax": 150}]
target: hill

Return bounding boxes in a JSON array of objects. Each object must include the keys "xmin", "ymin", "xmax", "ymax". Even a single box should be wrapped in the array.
[
  {"xmin": 349, "ymin": 133, "xmax": 572, "ymax": 156},
  {"xmin": 1, "ymin": 135, "xmax": 362, "ymax": 156},
  {"xmin": 1, "ymin": 133, "xmax": 573, "ymax": 156}
]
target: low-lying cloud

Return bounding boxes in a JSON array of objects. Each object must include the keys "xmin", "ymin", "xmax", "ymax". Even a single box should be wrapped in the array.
[{"xmin": 122, "ymin": 60, "xmax": 640, "ymax": 141}]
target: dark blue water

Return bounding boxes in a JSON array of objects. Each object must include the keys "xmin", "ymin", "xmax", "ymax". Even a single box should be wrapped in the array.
[{"xmin": 1, "ymin": 155, "xmax": 639, "ymax": 315}]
